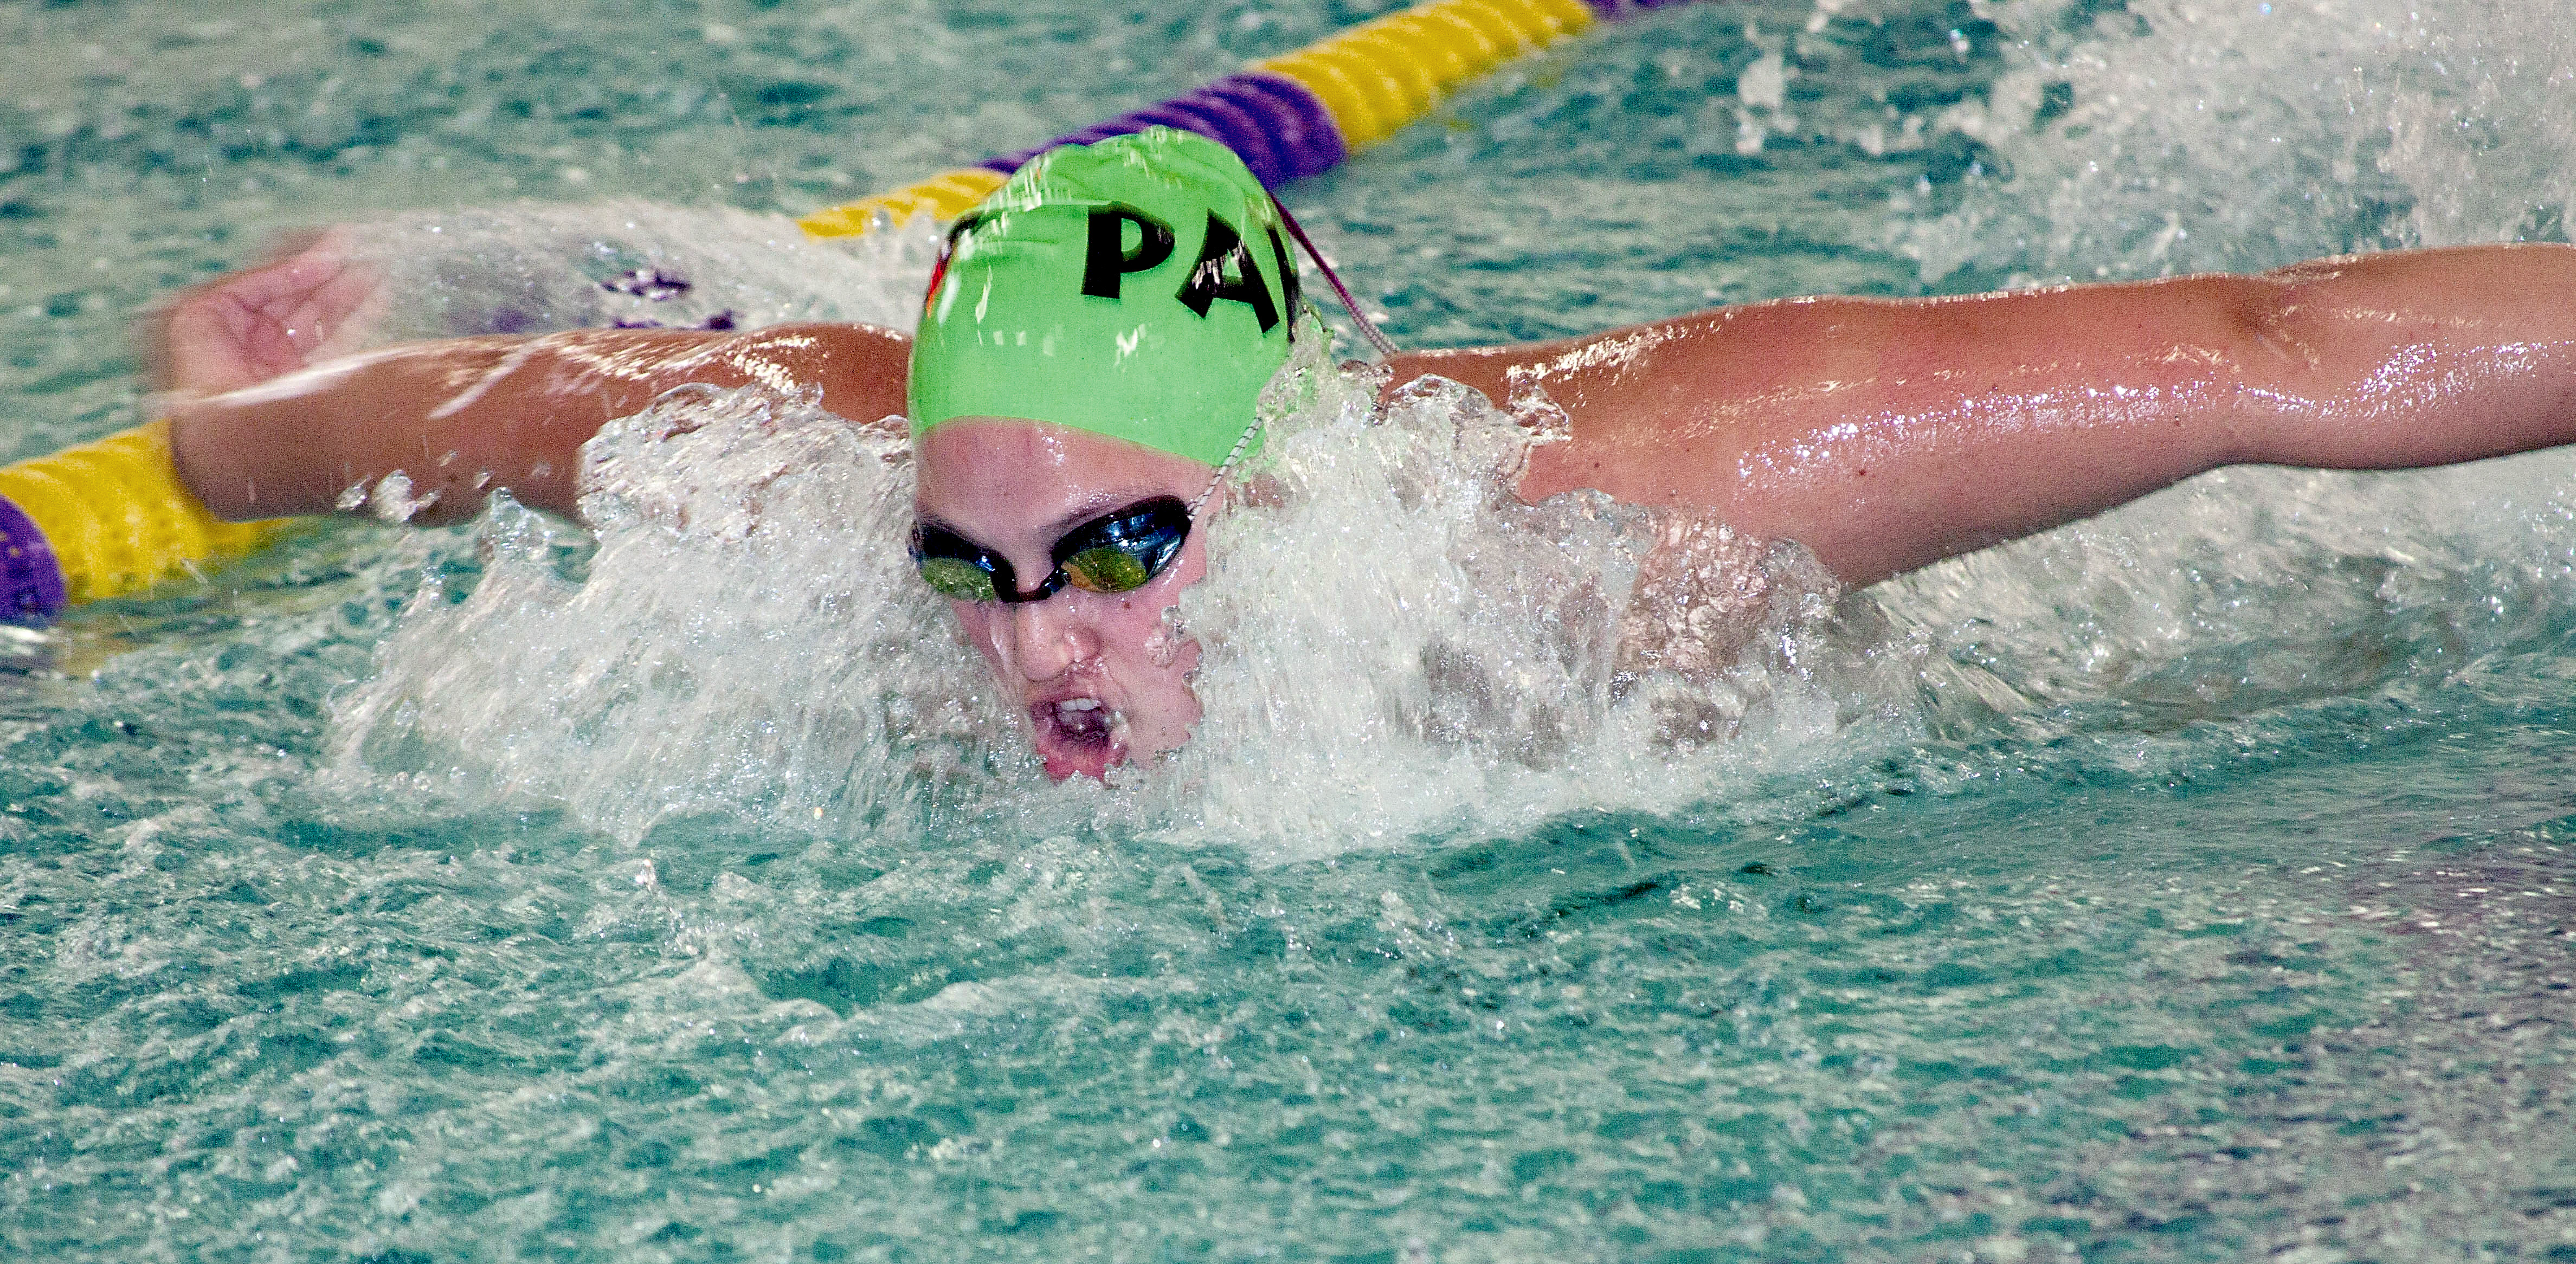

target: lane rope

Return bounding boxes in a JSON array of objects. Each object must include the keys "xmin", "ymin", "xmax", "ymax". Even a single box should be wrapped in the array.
[
  {"xmin": 797, "ymin": 0, "xmax": 1696, "ymax": 238},
  {"xmin": 0, "ymin": 0, "xmax": 1705, "ymax": 622}
]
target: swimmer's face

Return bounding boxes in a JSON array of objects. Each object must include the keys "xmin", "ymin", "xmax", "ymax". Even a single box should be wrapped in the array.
[{"xmin": 913, "ymin": 420, "xmax": 1212, "ymax": 782}]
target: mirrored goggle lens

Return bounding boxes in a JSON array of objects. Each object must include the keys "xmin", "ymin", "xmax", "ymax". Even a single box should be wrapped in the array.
[
  {"xmin": 1059, "ymin": 543, "xmax": 1157, "ymax": 593},
  {"xmin": 915, "ymin": 554, "xmax": 999, "ymax": 602},
  {"xmin": 1056, "ymin": 500, "xmax": 1189, "ymax": 594}
]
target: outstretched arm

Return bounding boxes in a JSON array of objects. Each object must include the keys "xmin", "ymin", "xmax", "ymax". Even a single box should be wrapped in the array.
[
  {"xmin": 155, "ymin": 233, "xmax": 910, "ymax": 526},
  {"xmin": 1400, "ymin": 244, "xmax": 2576, "ymax": 588},
  {"xmin": 170, "ymin": 325, "xmax": 910, "ymax": 525}
]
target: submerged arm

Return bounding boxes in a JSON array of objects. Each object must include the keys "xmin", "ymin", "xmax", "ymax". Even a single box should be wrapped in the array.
[
  {"xmin": 168, "ymin": 322, "xmax": 911, "ymax": 526},
  {"xmin": 1399, "ymin": 244, "xmax": 2576, "ymax": 588}
]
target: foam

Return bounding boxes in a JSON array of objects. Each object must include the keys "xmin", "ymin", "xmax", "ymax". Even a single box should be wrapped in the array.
[
  {"xmin": 323, "ymin": 0, "xmax": 2576, "ymax": 861},
  {"xmin": 1898, "ymin": 0, "xmax": 2576, "ymax": 286},
  {"xmin": 328, "ymin": 328, "xmax": 1892, "ymax": 857},
  {"xmin": 1141, "ymin": 330, "xmax": 1903, "ymax": 861},
  {"xmin": 324, "ymin": 386, "xmax": 1024, "ymax": 846},
  {"xmin": 1868, "ymin": 0, "xmax": 2576, "ymax": 738}
]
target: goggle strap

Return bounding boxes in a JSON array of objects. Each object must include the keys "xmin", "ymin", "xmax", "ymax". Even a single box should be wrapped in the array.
[
  {"xmin": 1189, "ymin": 195, "xmax": 1400, "ymax": 518},
  {"xmin": 1270, "ymin": 194, "xmax": 1400, "ymax": 362},
  {"xmin": 1189, "ymin": 423, "xmax": 1258, "ymax": 516}
]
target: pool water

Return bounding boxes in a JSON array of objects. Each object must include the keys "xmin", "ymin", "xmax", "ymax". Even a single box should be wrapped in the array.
[{"xmin": 8, "ymin": 0, "xmax": 2576, "ymax": 1260}]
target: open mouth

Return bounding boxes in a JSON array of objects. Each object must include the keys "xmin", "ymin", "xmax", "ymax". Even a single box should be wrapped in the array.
[{"xmin": 1029, "ymin": 696, "xmax": 1128, "ymax": 781}]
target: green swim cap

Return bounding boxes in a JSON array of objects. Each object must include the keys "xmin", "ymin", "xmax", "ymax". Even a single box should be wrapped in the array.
[{"xmin": 907, "ymin": 128, "xmax": 1302, "ymax": 469}]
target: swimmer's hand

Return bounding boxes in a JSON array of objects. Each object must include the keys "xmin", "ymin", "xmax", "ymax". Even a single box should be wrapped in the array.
[{"xmin": 147, "ymin": 228, "xmax": 384, "ymax": 399}]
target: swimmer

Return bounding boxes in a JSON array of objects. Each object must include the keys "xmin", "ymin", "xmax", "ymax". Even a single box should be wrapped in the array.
[{"xmin": 144, "ymin": 130, "xmax": 2576, "ymax": 779}]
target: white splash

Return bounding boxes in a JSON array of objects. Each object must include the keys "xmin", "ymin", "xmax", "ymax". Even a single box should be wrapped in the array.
[
  {"xmin": 1863, "ymin": 0, "xmax": 2576, "ymax": 730},
  {"xmin": 1141, "ymin": 333, "xmax": 1902, "ymax": 862},
  {"xmin": 326, "ymin": 336, "xmax": 1886, "ymax": 856},
  {"xmin": 1899, "ymin": 0, "xmax": 2576, "ymax": 285},
  {"xmin": 334, "ymin": 471, "xmax": 439, "ymax": 523},
  {"xmin": 320, "ymin": 0, "xmax": 2576, "ymax": 858},
  {"xmin": 365, "ymin": 471, "xmax": 436, "ymax": 524},
  {"xmin": 325, "ymin": 385, "xmax": 1020, "ymax": 846}
]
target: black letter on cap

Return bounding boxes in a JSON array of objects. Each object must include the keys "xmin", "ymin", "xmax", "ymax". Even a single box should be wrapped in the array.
[
  {"xmin": 1083, "ymin": 207, "xmax": 1176, "ymax": 299},
  {"xmin": 1176, "ymin": 212, "xmax": 1280, "ymax": 333},
  {"xmin": 1265, "ymin": 225, "xmax": 1303, "ymax": 339}
]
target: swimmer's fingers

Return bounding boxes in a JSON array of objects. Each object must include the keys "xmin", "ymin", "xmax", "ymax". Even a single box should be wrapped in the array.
[{"xmin": 146, "ymin": 227, "xmax": 384, "ymax": 397}]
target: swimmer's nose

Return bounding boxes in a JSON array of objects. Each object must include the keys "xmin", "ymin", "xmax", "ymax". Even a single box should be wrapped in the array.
[{"xmin": 1002, "ymin": 597, "xmax": 1100, "ymax": 681}]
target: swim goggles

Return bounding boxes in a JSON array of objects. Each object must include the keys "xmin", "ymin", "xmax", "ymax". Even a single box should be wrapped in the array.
[
  {"xmin": 911, "ymin": 496, "xmax": 1192, "ymax": 604},
  {"xmin": 906, "ymin": 195, "xmax": 1394, "ymax": 607}
]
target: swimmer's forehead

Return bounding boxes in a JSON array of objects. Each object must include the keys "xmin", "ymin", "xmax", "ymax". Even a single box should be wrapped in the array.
[
  {"xmin": 915, "ymin": 417, "xmax": 1208, "ymax": 533},
  {"xmin": 918, "ymin": 416, "xmax": 1213, "ymax": 465}
]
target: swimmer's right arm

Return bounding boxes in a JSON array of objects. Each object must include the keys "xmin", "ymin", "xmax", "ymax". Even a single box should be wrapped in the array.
[
  {"xmin": 148, "ymin": 228, "xmax": 911, "ymax": 528},
  {"xmin": 166, "ymin": 324, "xmax": 911, "ymax": 526}
]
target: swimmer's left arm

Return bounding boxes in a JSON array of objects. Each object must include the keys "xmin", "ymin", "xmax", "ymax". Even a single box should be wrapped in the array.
[{"xmin": 1400, "ymin": 243, "xmax": 2576, "ymax": 588}]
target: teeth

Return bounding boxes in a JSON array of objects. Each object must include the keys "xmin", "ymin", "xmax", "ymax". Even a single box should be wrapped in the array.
[{"xmin": 1051, "ymin": 698, "xmax": 1119, "ymax": 744}]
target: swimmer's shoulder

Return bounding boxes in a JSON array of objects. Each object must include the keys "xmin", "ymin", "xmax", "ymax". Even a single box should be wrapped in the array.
[{"xmin": 721, "ymin": 321, "xmax": 912, "ymax": 424}]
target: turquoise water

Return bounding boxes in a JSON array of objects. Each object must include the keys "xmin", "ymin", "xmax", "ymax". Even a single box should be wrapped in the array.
[{"xmin": 9, "ymin": 0, "xmax": 2576, "ymax": 1260}]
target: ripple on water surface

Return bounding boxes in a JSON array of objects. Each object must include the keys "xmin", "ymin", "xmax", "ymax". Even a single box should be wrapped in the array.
[{"xmin": 8, "ymin": 0, "xmax": 2576, "ymax": 1260}]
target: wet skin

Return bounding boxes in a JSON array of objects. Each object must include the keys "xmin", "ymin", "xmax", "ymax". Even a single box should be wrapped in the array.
[
  {"xmin": 913, "ymin": 420, "xmax": 1212, "ymax": 781},
  {"xmin": 173, "ymin": 242, "xmax": 2576, "ymax": 588},
  {"xmin": 159, "ymin": 237, "xmax": 2576, "ymax": 775}
]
